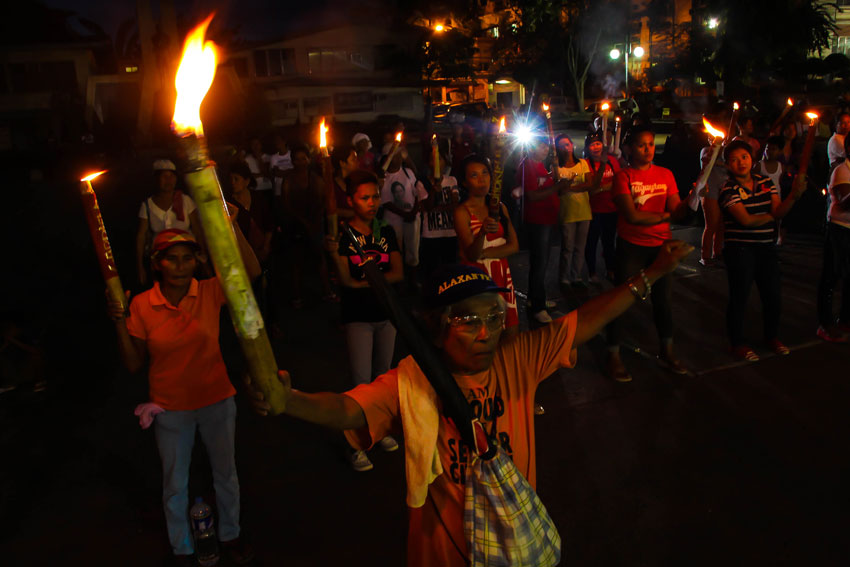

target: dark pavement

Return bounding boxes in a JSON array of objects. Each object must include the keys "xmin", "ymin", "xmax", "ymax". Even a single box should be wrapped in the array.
[{"xmin": 1, "ymin": 224, "xmax": 849, "ymax": 566}]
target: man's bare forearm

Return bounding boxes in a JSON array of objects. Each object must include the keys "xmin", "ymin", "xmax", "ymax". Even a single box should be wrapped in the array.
[{"xmin": 286, "ymin": 390, "xmax": 367, "ymax": 430}]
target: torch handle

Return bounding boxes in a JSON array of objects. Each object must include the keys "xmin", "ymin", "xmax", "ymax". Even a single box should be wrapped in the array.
[
  {"xmin": 79, "ymin": 181, "xmax": 127, "ymax": 310},
  {"xmin": 343, "ymin": 225, "xmax": 476, "ymax": 449},
  {"xmin": 186, "ymin": 166, "xmax": 287, "ymax": 415}
]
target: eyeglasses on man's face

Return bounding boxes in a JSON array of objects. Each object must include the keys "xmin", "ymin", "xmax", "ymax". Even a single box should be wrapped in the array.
[{"xmin": 447, "ymin": 309, "xmax": 506, "ymax": 334}]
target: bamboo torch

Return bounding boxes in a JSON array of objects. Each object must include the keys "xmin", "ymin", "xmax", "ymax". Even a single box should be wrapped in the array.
[
  {"xmin": 171, "ymin": 16, "xmax": 286, "ymax": 414},
  {"xmin": 79, "ymin": 170, "xmax": 127, "ymax": 311},
  {"xmin": 319, "ymin": 117, "xmax": 337, "ymax": 239},
  {"xmin": 690, "ymin": 118, "xmax": 726, "ymax": 210},
  {"xmin": 725, "ymin": 102, "xmax": 740, "ymax": 146},
  {"xmin": 796, "ymin": 112, "xmax": 820, "ymax": 182},
  {"xmin": 612, "ymin": 116, "xmax": 622, "ymax": 156},
  {"xmin": 600, "ymin": 102, "xmax": 610, "ymax": 146},
  {"xmin": 431, "ymin": 134, "xmax": 440, "ymax": 182},
  {"xmin": 381, "ymin": 131, "xmax": 403, "ymax": 171},
  {"xmin": 490, "ymin": 116, "xmax": 507, "ymax": 218},
  {"xmin": 770, "ymin": 98, "xmax": 794, "ymax": 133},
  {"xmin": 542, "ymin": 102, "xmax": 556, "ymax": 155}
]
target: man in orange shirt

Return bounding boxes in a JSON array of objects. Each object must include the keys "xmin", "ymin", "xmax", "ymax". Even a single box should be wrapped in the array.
[
  {"xmin": 249, "ymin": 241, "xmax": 693, "ymax": 565},
  {"xmin": 109, "ymin": 227, "xmax": 260, "ymax": 566}
]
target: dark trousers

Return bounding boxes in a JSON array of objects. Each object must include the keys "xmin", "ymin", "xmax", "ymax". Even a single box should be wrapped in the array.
[
  {"xmin": 817, "ymin": 223, "xmax": 850, "ymax": 326},
  {"xmin": 606, "ymin": 238, "xmax": 673, "ymax": 347},
  {"xmin": 527, "ymin": 223, "xmax": 558, "ymax": 313},
  {"xmin": 586, "ymin": 212, "xmax": 618, "ymax": 277},
  {"xmin": 722, "ymin": 243, "xmax": 781, "ymax": 346}
]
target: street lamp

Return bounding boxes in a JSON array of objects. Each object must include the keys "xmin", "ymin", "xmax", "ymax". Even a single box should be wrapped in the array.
[{"xmin": 609, "ymin": 42, "xmax": 644, "ymax": 93}]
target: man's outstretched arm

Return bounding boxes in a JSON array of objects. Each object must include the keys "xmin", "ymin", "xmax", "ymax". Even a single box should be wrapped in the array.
[{"xmin": 573, "ymin": 240, "xmax": 694, "ymax": 346}]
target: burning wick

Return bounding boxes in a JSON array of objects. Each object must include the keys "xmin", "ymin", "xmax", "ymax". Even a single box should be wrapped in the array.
[
  {"xmin": 81, "ymin": 171, "xmax": 107, "ymax": 183},
  {"xmin": 787, "ymin": 98, "xmax": 794, "ymax": 107},
  {"xmin": 171, "ymin": 15, "xmax": 217, "ymax": 137},
  {"xmin": 498, "ymin": 117, "xmax": 506, "ymax": 134}
]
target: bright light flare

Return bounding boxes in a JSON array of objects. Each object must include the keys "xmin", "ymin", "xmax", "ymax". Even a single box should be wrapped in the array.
[
  {"xmin": 609, "ymin": 48, "xmax": 621, "ymax": 60},
  {"xmin": 514, "ymin": 124, "xmax": 533, "ymax": 146},
  {"xmin": 633, "ymin": 46, "xmax": 645, "ymax": 58},
  {"xmin": 434, "ymin": 23, "xmax": 444, "ymax": 32},
  {"xmin": 703, "ymin": 117, "xmax": 725, "ymax": 140},
  {"xmin": 395, "ymin": 132, "xmax": 402, "ymax": 142},
  {"xmin": 708, "ymin": 18, "xmax": 719, "ymax": 30},
  {"xmin": 822, "ymin": 188, "xmax": 827, "ymax": 196},
  {"xmin": 319, "ymin": 117, "xmax": 328, "ymax": 149},
  {"xmin": 81, "ymin": 170, "xmax": 107, "ymax": 183},
  {"xmin": 171, "ymin": 14, "xmax": 218, "ymax": 137},
  {"xmin": 542, "ymin": 103, "xmax": 550, "ymax": 112},
  {"xmin": 498, "ymin": 117, "xmax": 506, "ymax": 134},
  {"xmin": 601, "ymin": 102, "xmax": 610, "ymax": 112},
  {"xmin": 615, "ymin": 116, "xmax": 621, "ymax": 122},
  {"xmin": 733, "ymin": 102, "xmax": 739, "ymax": 111},
  {"xmin": 806, "ymin": 112, "xmax": 819, "ymax": 122},
  {"xmin": 787, "ymin": 98, "xmax": 794, "ymax": 106}
]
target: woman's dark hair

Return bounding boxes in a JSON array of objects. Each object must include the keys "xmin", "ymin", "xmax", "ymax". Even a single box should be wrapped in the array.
[
  {"xmin": 765, "ymin": 135, "xmax": 786, "ymax": 150},
  {"xmin": 230, "ymin": 161, "xmax": 256, "ymax": 189},
  {"xmin": 723, "ymin": 139, "xmax": 753, "ymax": 163},
  {"xmin": 331, "ymin": 144, "xmax": 356, "ymax": 174},
  {"xmin": 555, "ymin": 134, "xmax": 577, "ymax": 166},
  {"xmin": 624, "ymin": 124, "xmax": 654, "ymax": 148},
  {"xmin": 344, "ymin": 169, "xmax": 379, "ymax": 197},
  {"xmin": 458, "ymin": 153, "xmax": 492, "ymax": 187}
]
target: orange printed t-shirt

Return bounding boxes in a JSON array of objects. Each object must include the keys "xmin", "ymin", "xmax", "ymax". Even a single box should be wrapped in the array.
[
  {"xmin": 343, "ymin": 312, "xmax": 577, "ymax": 567},
  {"xmin": 612, "ymin": 164, "xmax": 678, "ymax": 247},
  {"xmin": 126, "ymin": 278, "xmax": 236, "ymax": 411}
]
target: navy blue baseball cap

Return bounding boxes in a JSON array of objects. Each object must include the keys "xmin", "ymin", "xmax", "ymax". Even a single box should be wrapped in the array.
[{"xmin": 423, "ymin": 264, "xmax": 510, "ymax": 309}]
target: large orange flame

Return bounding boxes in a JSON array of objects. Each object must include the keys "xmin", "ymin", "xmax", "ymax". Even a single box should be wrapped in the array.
[
  {"xmin": 805, "ymin": 112, "xmax": 819, "ymax": 121},
  {"xmin": 319, "ymin": 117, "xmax": 328, "ymax": 149},
  {"xmin": 786, "ymin": 98, "xmax": 794, "ymax": 106},
  {"xmin": 81, "ymin": 170, "xmax": 107, "ymax": 183},
  {"xmin": 498, "ymin": 117, "xmax": 506, "ymax": 134},
  {"xmin": 601, "ymin": 102, "xmax": 610, "ymax": 111},
  {"xmin": 172, "ymin": 15, "xmax": 218, "ymax": 136},
  {"xmin": 542, "ymin": 103, "xmax": 550, "ymax": 112},
  {"xmin": 395, "ymin": 132, "xmax": 402, "ymax": 142},
  {"xmin": 703, "ymin": 117, "xmax": 725, "ymax": 140}
]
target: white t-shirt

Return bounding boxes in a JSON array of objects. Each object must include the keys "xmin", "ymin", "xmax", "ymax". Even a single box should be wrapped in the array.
[
  {"xmin": 139, "ymin": 194, "xmax": 197, "ymax": 234},
  {"xmin": 828, "ymin": 133, "xmax": 846, "ymax": 166},
  {"xmin": 269, "ymin": 151, "xmax": 293, "ymax": 196},
  {"xmin": 245, "ymin": 153, "xmax": 272, "ymax": 192},
  {"xmin": 380, "ymin": 168, "xmax": 427, "ymax": 228},
  {"xmin": 421, "ymin": 175, "xmax": 458, "ymax": 239},
  {"xmin": 827, "ymin": 161, "xmax": 850, "ymax": 229},
  {"xmin": 755, "ymin": 161, "xmax": 784, "ymax": 194}
]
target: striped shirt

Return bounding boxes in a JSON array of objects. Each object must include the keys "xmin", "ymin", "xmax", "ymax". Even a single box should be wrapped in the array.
[{"xmin": 719, "ymin": 174, "xmax": 777, "ymax": 245}]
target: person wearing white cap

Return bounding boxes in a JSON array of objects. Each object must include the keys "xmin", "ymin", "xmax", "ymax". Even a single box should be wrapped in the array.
[
  {"xmin": 135, "ymin": 159, "xmax": 201, "ymax": 287},
  {"xmin": 352, "ymin": 132, "xmax": 377, "ymax": 173}
]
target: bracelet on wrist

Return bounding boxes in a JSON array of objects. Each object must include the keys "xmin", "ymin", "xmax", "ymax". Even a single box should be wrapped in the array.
[
  {"xmin": 626, "ymin": 269, "xmax": 651, "ymax": 301},
  {"xmin": 627, "ymin": 281, "xmax": 644, "ymax": 301},
  {"xmin": 638, "ymin": 269, "xmax": 652, "ymax": 296}
]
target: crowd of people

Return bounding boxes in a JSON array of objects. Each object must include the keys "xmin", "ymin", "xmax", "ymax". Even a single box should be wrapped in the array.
[{"xmin": 102, "ymin": 100, "xmax": 848, "ymax": 566}]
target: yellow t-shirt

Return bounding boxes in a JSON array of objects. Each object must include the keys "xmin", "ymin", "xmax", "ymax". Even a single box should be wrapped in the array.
[{"xmin": 558, "ymin": 159, "xmax": 592, "ymax": 223}]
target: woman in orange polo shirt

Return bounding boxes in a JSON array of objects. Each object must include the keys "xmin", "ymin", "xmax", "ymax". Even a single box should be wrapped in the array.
[{"xmin": 108, "ymin": 225, "xmax": 260, "ymax": 566}]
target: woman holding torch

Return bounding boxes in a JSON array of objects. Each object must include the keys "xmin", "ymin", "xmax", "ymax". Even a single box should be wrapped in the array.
[
  {"xmin": 555, "ymin": 134, "xmax": 594, "ymax": 288},
  {"xmin": 719, "ymin": 140, "xmax": 808, "ymax": 360},
  {"xmin": 107, "ymin": 224, "xmax": 260, "ymax": 565},
  {"xmin": 606, "ymin": 126, "xmax": 696, "ymax": 381}
]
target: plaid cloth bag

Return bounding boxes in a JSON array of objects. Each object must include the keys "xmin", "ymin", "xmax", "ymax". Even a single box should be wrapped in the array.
[{"xmin": 463, "ymin": 419, "xmax": 561, "ymax": 566}]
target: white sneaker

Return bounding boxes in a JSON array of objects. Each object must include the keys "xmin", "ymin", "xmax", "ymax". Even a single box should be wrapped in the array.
[
  {"xmin": 378, "ymin": 436, "xmax": 399, "ymax": 452},
  {"xmin": 350, "ymin": 450, "xmax": 373, "ymax": 471},
  {"xmin": 533, "ymin": 310, "xmax": 553, "ymax": 323}
]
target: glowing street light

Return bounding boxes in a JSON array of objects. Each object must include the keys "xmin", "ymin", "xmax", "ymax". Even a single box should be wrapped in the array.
[
  {"xmin": 633, "ymin": 46, "xmax": 645, "ymax": 58},
  {"xmin": 609, "ymin": 48, "xmax": 621, "ymax": 60},
  {"xmin": 708, "ymin": 17, "xmax": 719, "ymax": 30}
]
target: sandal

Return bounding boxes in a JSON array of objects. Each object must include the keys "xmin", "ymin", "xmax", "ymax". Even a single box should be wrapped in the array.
[
  {"xmin": 657, "ymin": 356, "xmax": 688, "ymax": 375},
  {"xmin": 608, "ymin": 359, "xmax": 632, "ymax": 383},
  {"xmin": 731, "ymin": 345, "xmax": 759, "ymax": 362}
]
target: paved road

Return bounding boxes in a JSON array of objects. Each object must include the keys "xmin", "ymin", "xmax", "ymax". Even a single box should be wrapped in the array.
[{"xmin": 1, "ymin": 227, "xmax": 847, "ymax": 566}]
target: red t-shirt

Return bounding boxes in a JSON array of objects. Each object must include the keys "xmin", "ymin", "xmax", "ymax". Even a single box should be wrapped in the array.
[
  {"xmin": 343, "ymin": 313, "xmax": 578, "ymax": 567},
  {"xmin": 126, "ymin": 278, "xmax": 236, "ymax": 411},
  {"xmin": 612, "ymin": 164, "xmax": 678, "ymax": 247},
  {"xmin": 587, "ymin": 156, "xmax": 621, "ymax": 213},
  {"xmin": 517, "ymin": 158, "xmax": 558, "ymax": 225}
]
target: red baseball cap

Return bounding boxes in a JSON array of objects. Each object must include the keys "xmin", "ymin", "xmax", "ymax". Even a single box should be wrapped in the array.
[{"xmin": 151, "ymin": 229, "xmax": 199, "ymax": 256}]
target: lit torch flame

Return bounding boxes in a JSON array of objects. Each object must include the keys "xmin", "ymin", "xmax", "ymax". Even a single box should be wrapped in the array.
[
  {"xmin": 703, "ymin": 117, "xmax": 725, "ymax": 141},
  {"xmin": 171, "ymin": 15, "xmax": 218, "ymax": 137},
  {"xmin": 601, "ymin": 102, "xmax": 610, "ymax": 112},
  {"xmin": 498, "ymin": 117, "xmax": 506, "ymax": 134},
  {"xmin": 542, "ymin": 103, "xmax": 549, "ymax": 112},
  {"xmin": 81, "ymin": 170, "xmax": 107, "ymax": 183},
  {"xmin": 395, "ymin": 132, "xmax": 402, "ymax": 143},
  {"xmin": 319, "ymin": 117, "xmax": 328, "ymax": 149},
  {"xmin": 733, "ymin": 102, "xmax": 739, "ymax": 111},
  {"xmin": 616, "ymin": 116, "xmax": 621, "ymax": 122},
  {"xmin": 806, "ymin": 112, "xmax": 819, "ymax": 124},
  {"xmin": 787, "ymin": 98, "xmax": 794, "ymax": 106}
]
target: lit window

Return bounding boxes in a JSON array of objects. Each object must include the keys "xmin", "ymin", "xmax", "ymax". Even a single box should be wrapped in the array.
[{"xmin": 124, "ymin": 66, "xmax": 139, "ymax": 73}]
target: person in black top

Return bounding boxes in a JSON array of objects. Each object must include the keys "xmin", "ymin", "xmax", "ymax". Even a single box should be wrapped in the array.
[
  {"xmin": 326, "ymin": 169, "xmax": 404, "ymax": 471},
  {"xmin": 718, "ymin": 140, "xmax": 808, "ymax": 361}
]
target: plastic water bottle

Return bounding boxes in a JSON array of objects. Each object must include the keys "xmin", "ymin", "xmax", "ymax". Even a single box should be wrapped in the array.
[{"xmin": 190, "ymin": 497, "xmax": 219, "ymax": 566}]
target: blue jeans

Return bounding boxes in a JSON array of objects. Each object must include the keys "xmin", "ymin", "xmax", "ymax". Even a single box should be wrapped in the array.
[
  {"xmin": 154, "ymin": 396, "xmax": 240, "ymax": 555},
  {"xmin": 527, "ymin": 223, "xmax": 558, "ymax": 313}
]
